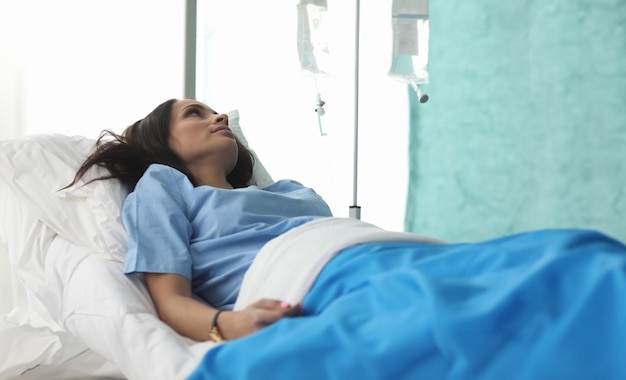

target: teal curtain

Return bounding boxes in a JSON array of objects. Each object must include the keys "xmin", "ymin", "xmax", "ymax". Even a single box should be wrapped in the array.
[{"xmin": 405, "ymin": 1, "xmax": 626, "ymax": 243}]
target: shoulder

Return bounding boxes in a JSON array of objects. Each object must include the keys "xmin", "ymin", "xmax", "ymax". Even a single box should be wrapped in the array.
[
  {"xmin": 142, "ymin": 164, "xmax": 188, "ymax": 184},
  {"xmin": 135, "ymin": 164, "xmax": 193, "ymax": 193},
  {"xmin": 262, "ymin": 179, "xmax": 306, "ymax": 191},
  {"xmin": 127, "ymin": 164, "xmax": 193, "ymax": 206},
  {"xmin": 262, "ymin": 179, "xmax": 326, "ymax": 199}
]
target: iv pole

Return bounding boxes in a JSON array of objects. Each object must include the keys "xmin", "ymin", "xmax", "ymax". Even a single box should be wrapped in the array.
[
  {"xmin": 184, "ymin": 0, "xmax": 197, "ymax": 99},
  {"xmin": 349, "ymin": 0, "xmax": 361, "ymax": 220}
]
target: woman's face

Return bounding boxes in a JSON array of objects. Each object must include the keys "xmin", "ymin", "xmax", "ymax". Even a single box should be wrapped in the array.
[{"xmin": 168, "ymin": 99, "xmax": 238, "ymax": 173}]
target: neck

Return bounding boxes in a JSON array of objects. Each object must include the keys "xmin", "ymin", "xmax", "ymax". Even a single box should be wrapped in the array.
[
  {"xmin": 188, "ymin": 165, "xmax": 233, "ymax": 189},
  {"xmin": 195, "ymin": 175, "xmax": 233, "ymax": 189}
]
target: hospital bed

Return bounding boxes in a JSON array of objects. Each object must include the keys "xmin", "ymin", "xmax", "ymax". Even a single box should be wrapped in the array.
[
  {"xmin": 3, "ymin": 110, "xmax": 626, "ymax": 380},
  {"xmin": 0, "ymin": 110, "xmax": 434, "ymax": 379}
]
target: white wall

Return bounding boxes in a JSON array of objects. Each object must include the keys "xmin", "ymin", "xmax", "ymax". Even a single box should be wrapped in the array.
[
  {"xmin": 0, "ymin": 0, "xmax": 185, "ymax": 140},
  {"xmin": 197, "ymin": 0, "xmax": 410, "ymax": 231}
]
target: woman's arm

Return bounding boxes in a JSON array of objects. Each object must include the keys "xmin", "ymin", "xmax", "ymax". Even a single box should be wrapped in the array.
[{"xmin": 145, "ymin": 273, "xmax": 301, "ymax": 341}]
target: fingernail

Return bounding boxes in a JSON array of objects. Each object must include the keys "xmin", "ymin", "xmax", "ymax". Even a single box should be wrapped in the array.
[{"xmin": 280, "ymin": 302, "xmax": 291, "ymax": 308}]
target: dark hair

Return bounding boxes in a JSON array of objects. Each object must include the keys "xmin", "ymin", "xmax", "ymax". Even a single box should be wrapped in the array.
[{"xmin": 66, "ymin": 98, "xmax": 255, "ymax": 191}]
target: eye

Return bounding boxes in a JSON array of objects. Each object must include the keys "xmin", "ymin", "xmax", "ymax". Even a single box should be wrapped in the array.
[{"xmin": 185, "ymin": 106, "xmax": 202, "ymax": 117}]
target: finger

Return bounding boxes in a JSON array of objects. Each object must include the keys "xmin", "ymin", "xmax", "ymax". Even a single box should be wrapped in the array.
[
  {"xmin": 276, "ymin": 302, "xmax": 302, "ymax": 318},
  {"xmin": 283, "ymin": 303, "xmax": 302, "ymax": 317},
  {"xmin": 254, "ymin": 306, "xmax": 300, "ymax": 325},
  {"xmin": 254, "ymin": 298, "xmax": 301, "ymax": 313},
  {"xmin": 253, "ymin": 298, "xmax": 287, "ymax": 310}
]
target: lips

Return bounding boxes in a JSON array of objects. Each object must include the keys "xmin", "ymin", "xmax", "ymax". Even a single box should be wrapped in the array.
[
  {"xmin": 213, "ymin": 125, "xmax": 229, "ymax": 133},
  {"xmin": 213, "ymin": 125, "xmax": 234, "ymax": 137}
]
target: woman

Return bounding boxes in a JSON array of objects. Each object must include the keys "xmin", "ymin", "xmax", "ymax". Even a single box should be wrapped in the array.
[
  {"xmin": 70, "ymin": 99, "xmax": 626, "ymax": 379},
  {"xmin": 68, "ymin": 98, "xmax": 332, "ymax": 342}
]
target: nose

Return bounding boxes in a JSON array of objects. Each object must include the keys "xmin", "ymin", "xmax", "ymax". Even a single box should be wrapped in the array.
[{"xmin": 213, "ymin": 113, "xmax": 229, "ymax": 125}]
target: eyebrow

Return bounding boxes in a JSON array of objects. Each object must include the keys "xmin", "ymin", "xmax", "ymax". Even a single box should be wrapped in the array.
[{"xmin": 182, "ymin": 102, "xmax": 217, "ymax": 114}]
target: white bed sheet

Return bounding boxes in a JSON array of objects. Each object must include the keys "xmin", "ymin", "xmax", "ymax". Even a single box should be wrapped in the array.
[
  {"xmin": 45, "ymin": 235, "xmax": 214, "ymax": 380},
  {"xmin": 0, "ymin": 197, "xmax": 123, "ymax": 379}
]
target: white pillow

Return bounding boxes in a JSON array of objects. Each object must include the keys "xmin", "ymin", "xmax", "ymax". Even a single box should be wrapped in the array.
[{"xmin": 228, "ymin": 109, "xmax": 274, "ymax": 188}]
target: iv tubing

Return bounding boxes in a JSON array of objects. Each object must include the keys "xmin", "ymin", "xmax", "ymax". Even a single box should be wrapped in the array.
[
  {"xmin": 409, "ymin": 79, "xmax": 429, "ymax": 103},
  {"xmin": 313, "ymin": 73, "xmax": 327, "ymax": 136},
  {"xmin": 350, "ymin": 0, "xmax": 361, "ymax": 219}
]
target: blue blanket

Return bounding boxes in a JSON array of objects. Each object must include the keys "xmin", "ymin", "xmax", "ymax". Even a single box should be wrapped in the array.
[{"xmin": 189, "ymin": 229, "xmax": 626, "ymax": 379}]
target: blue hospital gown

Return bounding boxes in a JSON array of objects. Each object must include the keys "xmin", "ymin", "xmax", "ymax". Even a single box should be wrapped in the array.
[{"xmin": 122, "ymin": 164, "xmax": 332, "ymax": 309}]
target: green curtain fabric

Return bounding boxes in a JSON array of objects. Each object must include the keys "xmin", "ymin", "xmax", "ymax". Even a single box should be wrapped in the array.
[{"xmin": 405, "ymin": 1, "xmax": 626, "ymax": 243}]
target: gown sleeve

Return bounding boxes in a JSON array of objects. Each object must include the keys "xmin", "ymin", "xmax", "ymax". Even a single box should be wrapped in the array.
[{"xmin": 122, "ymin": 165, "xmax": 194, "ymax": 280}]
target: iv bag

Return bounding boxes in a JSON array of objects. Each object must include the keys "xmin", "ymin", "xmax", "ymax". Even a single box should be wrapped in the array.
[
  {"xmin": 297, "ymin": 0, "xmax": 331, "ymax": 75},
  {"xmin": 389, "ymin": 0, "xmax": 430, "ymax": 92}
]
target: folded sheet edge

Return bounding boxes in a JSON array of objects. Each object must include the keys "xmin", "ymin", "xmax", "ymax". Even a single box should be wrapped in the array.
[{"xmin": 234, "ymin": 217, "xmax": 443, "ymax": 310}]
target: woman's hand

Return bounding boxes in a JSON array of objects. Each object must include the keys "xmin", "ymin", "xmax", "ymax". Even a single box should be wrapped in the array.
[
  {"xmin": 144, "ymin": 273, "xmax": 301, "ymax": 341},
  {"xmin": 218, "ymin": 299, "xmax": 302, "ymax": 340}
]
